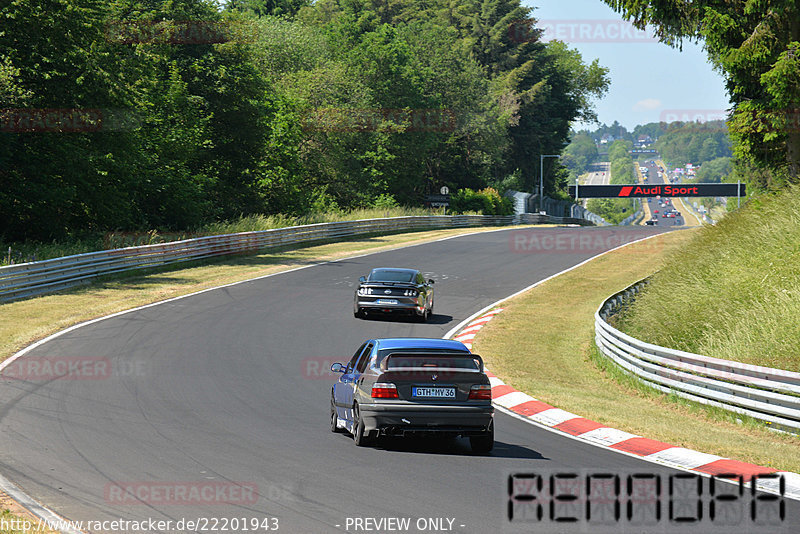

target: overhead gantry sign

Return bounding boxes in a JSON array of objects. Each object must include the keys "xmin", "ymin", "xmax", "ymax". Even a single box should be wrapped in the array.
[{"xmin": 568, "ymin": 183, "xmax": 746, "ymax": 198}]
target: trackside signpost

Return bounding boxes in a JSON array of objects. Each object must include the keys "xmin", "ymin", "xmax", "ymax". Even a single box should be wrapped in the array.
[{"xmin": 568, "ymin": 183, "xmax": 746, "ymax": 198}]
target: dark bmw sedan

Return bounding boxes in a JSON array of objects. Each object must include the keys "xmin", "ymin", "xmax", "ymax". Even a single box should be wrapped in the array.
[
  {"xmin": 354, "ymin": 267, "xmax": 434, "ymax": 322},
  {"xmin": 330, "ymin": 338, "xmax": 494, "ymax": 453}
]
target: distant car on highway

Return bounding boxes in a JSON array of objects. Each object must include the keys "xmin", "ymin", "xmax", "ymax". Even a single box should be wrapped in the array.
[
  {"xmin": 646, "ymin": 219, "xmax": 658, "ymax": 225},
  {"xmin": 354, "ymin": 268, "xmax": 434, "ymax": 321},
  {"xmin": 330, "ymin": 338, "xmax": 495, "ymax": 452},
  {"xmin": 654, "ymin": 209, "xmax": 659, "ymax": 214}
]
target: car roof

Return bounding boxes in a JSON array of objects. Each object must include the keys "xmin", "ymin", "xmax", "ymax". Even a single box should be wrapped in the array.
[{"xmin": 372, "ymin": 338, "xmax": 470, "ymax": 352}]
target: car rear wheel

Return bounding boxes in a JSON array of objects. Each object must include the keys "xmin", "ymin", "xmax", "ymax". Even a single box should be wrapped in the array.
[
  {"xmin": 417, "ymin": 303, "xmax": 431, "ymax": 323},
  {"xmin": 352, "ymin": 403, "xmax": 372, "ymax": 447},
  {"xmin": 469, "ymin": 422, "xmax": 494, "ymax": 454},
  {"xmin": 424, "ymin": 306, "xmax": 431, "ymax": 322}
]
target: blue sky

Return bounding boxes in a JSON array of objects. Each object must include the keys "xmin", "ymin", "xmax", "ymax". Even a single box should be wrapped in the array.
[{"xmin": 526, "ymin": 0, "xmax": 732, "ymax": 131}]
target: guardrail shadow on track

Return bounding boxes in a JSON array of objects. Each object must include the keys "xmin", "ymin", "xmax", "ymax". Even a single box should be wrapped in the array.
[{"xmin": 595, "ymin": 279, "xmax": 800, "ymax": 434}]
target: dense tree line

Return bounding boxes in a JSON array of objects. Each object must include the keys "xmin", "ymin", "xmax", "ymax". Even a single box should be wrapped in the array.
[
  {"xmin": 562, "ymin": 131, "xmax": 598, "ymax": 182},
  {"xmin": 604, "ymin": 0, "xmax": 800, "ymax": 188},
  {"xmin": 0, "ymin": 0, "xmax": 608, "ymax": 242},
  {"xmin": 654, "ymin": 121, "xmax": 732, "ymax": 166},
  {"xmin": 693, "ymin": 157, "xmax": 732, "ymax": 183}
]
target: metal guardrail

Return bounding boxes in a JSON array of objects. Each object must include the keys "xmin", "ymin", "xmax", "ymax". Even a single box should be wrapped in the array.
[
  {"xmin": 516, "ymin": 213, "xmax": 595, "ymax": 226},
  {"xmin": 620, "ymin": 208, "xmax": 643, "ymax": 226},
  {"xmin": 506, "ymin": 190, "xmax": 609, "ymax": 226},
  {"xmin": 683, "ymin": 197, "xmax": 715, "ymax": 224},
  {"xmin": 1, "ymin": 214, "xmax": 591, "ymax": 303},
  {"xmin": 595, "ymin": 279, "xmax": 800, "ymax": 434}
]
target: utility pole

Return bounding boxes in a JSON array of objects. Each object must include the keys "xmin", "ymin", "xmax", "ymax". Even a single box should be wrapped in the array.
[{"xmin": 737, "ymin": 179, "xmax": 741, "ymax": 209}]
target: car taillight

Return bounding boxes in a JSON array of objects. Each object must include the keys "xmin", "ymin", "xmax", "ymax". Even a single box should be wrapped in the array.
[
  {"xmin": 468, "ymin": 384, "xmax": 491, "ymax": 400},
  {"xmin": 372, "ymin": 383, "xmax": 399, "ymax": 398}
]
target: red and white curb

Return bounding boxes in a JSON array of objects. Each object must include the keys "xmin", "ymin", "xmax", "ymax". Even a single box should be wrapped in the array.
[{"xmin": 452, "ymin": 308, "xmax": 800, "ymax": 500}]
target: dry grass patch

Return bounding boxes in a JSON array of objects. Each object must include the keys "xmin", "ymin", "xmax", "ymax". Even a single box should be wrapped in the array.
[
  {"xmin": 0, "ymin": 497, "xmax": 58, "ymax": 534},
  {"xmin": 473, "ymin": 228, "xmax": 800, "ymax": 473}
]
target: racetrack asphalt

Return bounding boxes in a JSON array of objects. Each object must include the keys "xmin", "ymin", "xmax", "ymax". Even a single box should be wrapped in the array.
[{"xmin": 1, "ymin": 225, "xmax": 795, "ymax": 533}]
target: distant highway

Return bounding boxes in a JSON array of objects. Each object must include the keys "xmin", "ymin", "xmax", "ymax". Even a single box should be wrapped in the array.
[
  {"xmin": 583, "ymin": 161, "xmax": 610, "ymax": 186},
  {"xmin": 635, "ymin": 163, "xmax": 652, "ymax": 224},
  {"xmin": 655, "ymin": 160, "xmax": 703, "ymax": 226},
  {"xmin": 581, "ymin": 162, "xmax": 610, "ymax": 207},
  {"xmin": 641, "ymin": 160, "xmax": 687, "ymax": 227}
]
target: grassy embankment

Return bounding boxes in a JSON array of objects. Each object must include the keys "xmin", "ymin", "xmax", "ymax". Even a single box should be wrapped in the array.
[
  {"xmin": 618, "ymin": 185, "xmax": 800, "ymax": 370},
  {"xmin": 474, "ymin": 218, "xmax": 800, "ymax": 472}
]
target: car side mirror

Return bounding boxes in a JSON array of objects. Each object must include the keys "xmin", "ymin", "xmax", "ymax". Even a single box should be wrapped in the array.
[
  {"xmin": 358, "ymin": 276, "xmax": 366, "ymax": 283},
  {"xmin": 428, "ymin": 279, "xmax": 435, "ymax": 284},
  {"xmin": 330, "ymin": 363, "xmax": 346, "ymax": 373}
]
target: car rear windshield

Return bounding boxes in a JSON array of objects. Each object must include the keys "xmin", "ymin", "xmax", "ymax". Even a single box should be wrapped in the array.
[
  {"xmin": 368, "ymin": 270, "xmax": 415, "ymax": 283},
  {"xmin": 376, "ymin": 349, "xmax": 478, "ymax": 370}
]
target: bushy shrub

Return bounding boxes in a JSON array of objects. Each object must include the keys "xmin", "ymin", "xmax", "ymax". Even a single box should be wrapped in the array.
[
  {"xmin": 450, "ymin": 188, "xmax": 513, "ymax": 215},
  {"xmin": 372, "ymin": 194, "xmax": 399, "ymax": 209}
]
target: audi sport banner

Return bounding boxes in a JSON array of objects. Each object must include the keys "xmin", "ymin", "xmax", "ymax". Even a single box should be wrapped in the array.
[{"xmin": 568, "ymin": 183, "xmax": 746, "ymax": 198}]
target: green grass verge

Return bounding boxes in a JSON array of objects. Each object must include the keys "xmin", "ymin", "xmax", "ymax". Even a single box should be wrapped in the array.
[
  {"xmin": 617, "ymin": 184, "xmax": 800, "ymax": 369},
  {"xmin": 472, "ymin": 229, "xmax": 800, "ymax": 473}
]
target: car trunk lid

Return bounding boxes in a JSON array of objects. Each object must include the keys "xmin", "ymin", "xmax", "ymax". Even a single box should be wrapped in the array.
[{"xmin": 376, "ymin": 352, "xmax": 488, "ymax": 402}]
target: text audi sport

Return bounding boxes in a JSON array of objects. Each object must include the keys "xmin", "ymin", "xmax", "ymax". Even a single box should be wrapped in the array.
[
  {"xmin": 354, "ymin": 268, "xmax": 434, "ymax": 321},
  {"xmin": 329, "ymin": 338, "xmax": 494, "ymax": 453}
]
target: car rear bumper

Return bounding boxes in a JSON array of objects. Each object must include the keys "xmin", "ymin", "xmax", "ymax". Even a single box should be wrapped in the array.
[
  {"xmin": 356, "ymin": 298, "xmax": 424, "ymax": 314},
  {"xmin": 359, "ymin": 403, "xmax": 494, "ymax": 436}
]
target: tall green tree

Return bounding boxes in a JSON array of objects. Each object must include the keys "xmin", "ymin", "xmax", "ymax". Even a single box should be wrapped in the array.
[
  {"xmin": 0, "ymin": 0, "xmax": 137, "ymax": 239},
  {"xmin": 228, "ymin": 0, "xmax": 311, "ymax": 18},
  {"xmin": 603, "ymin": 0, "xmax": 800, "ymax": 182},
  {"xmin": 563, "ymin": 131, "xmax": 599, "ymax": 178}
]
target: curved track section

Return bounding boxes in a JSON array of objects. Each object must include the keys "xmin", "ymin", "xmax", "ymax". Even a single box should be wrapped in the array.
[{"xmin": 1, "ymin": 226, "xmax": 795, "ymax": 533}]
